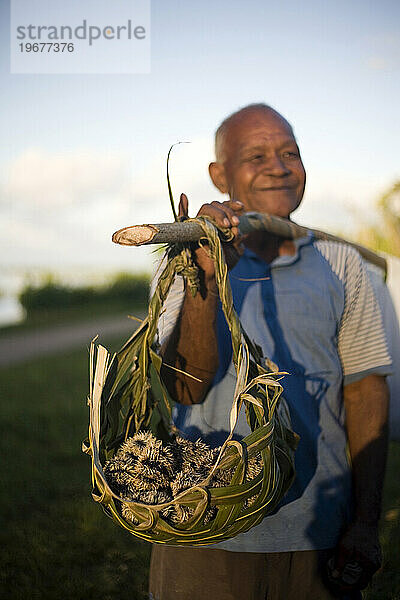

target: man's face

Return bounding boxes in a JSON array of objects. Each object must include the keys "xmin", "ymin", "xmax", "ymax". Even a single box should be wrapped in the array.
[{"xmin": 214, "ymin": 110, "xmax": 306, "ymax": 218}]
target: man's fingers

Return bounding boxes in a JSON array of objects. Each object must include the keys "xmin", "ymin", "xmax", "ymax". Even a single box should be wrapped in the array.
[
  {"xmin": 328, "ymin": 555, "xmax": 377, "ymax": 592},
  {"xmin": 216, "ymin": 200, "xmax": 244, "ymax": 227},
  {"xmin": 198, "ymin": 200, "xmax": 244, "ymax": 232},
  {"xmin": 195, "ymin": 200, "xmax": 245, "ymax": 270},
  {"xmin": 178, "ymin": 193, "xmax": 189, "ymax": 217},
  {"xmin": 329, "ymin": 524, "xmax": 382, "ymax": 592}
]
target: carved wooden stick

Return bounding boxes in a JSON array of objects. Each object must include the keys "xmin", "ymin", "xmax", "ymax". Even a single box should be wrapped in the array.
[{"xmin": 112, "ymin": 212, "xmax": 387, "ymax": 274}]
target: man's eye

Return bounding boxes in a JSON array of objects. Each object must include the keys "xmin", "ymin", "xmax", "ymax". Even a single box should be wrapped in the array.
[
  {"xmin": 250, "ymin": 155, "xmax": 264, "ymax": 161},
  {"xmin": 282, "ymin": 151, "xmax": 299, "ymax": 159}
]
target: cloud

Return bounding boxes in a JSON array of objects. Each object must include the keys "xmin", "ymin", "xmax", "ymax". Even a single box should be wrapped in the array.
[
  {"xmin": 0, "ymin": 141, "xmax": 219, "ymax": 269},
  {"xmin": 1, "ymin": 142, "xmax": 393, "ymax": 270},
  {"xmin": 365, "ymin": 32, "xmax": 400, "ymax": 71},
  {"xmin": 2, "ymin": 148, "xmax": 131, "ymax": 208},
  {"xmin": 366, "ymin": 56, "xmax": 389, "ymax": 71},
  {"xmin": 1, "ymin": 139, "xmax": 218, "ymax": 215},
  {"xmin": 0, "ymin": 207, "xmax": 155, "ymax": 270}
]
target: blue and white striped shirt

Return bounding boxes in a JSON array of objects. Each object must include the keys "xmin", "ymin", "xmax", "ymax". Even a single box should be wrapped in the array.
[{"xmin": 153, "ymin": 233, "xmax": 391, "ymax": 551}]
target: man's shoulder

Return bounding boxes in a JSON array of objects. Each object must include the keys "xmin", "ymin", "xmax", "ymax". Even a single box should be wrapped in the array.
[
  {"xmin": 313, "ymin": 238, "xmax": 362, "ymax": 263},
  {"xmin": 312, "ymin": 239, "xmax": 363, "ymax": 284}
]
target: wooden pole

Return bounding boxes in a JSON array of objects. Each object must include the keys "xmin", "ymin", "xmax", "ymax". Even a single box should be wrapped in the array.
[{"xmin": 112, "ymin": 212, "xmax": 387, "ymax": 274}]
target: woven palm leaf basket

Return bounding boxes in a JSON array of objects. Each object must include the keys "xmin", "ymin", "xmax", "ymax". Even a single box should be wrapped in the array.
[{"xmin": 83, "ymin": 216, "xmax": 299, "ymax": 546}]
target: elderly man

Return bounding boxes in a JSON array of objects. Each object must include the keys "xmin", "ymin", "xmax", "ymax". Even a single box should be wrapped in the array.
[{"xmin": 149, "ymin": 104, "xmax": 391, "ymax": 600}]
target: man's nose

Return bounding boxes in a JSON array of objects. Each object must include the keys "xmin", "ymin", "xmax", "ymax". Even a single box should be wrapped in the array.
[{"xmin": 262, "ymin": 154, "xmax": 290, "ymax": 177}]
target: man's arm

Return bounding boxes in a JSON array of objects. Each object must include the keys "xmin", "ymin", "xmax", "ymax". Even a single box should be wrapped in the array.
[
  {"xmin": 333, "ymin": 374, "xmax": 389, "ymax": 589},
  {"xmin": 160, "ymin": 194, "xmax": 244, "ymax": 405},
  {"xmin": 160, "ymin": 277, "xmax": 220, "ymax": 405}
]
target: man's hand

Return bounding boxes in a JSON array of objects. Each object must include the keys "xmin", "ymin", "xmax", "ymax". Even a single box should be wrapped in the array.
[
  {"xmin": 178, "ymin": 193, "xmax": 245, "ymax": 280},
  {"xmin": 328, "ymin": 521, "xmax": 382, "ymax": 591}
]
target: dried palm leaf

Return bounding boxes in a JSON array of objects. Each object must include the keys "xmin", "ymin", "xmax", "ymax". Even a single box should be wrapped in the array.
[{"xmin": 83, "ymin": 216, "xmax": 298, "ymax": 545}]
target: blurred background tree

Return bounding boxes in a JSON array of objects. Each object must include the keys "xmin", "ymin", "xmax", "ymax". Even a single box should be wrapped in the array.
[{"xmin": 355, "ymin": 181, "xmax": 400, "ymax": 257}]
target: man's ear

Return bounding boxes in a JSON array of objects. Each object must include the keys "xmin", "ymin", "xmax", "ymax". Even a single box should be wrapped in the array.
[{"xmin": 209, "ymin": 162, "xmax": 229, "ymax": 194}]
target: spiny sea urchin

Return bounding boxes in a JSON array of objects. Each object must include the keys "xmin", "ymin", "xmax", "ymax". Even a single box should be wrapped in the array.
[{"xmin": 104, "ymin": 430, "xmax": 262, "ymax": 525}]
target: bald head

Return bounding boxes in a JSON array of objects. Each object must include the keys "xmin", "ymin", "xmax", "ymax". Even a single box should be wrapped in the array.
[
  {"xmin": 209, "ymin": 103, "xmax": 305, "ymax": 217},
  {"xmin": 215, "ymin": 103, "xmax": 294, "ymax": 163}
]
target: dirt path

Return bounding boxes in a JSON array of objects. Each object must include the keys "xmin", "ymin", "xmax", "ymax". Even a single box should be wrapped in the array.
[{"xmin": 0, "ymin": 314, "xmax": 143, "ymax": 368}]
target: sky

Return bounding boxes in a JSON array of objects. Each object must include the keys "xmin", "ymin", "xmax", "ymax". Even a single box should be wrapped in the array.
[{"xmin": 1, "ymin": 0, "xmax": 399, "ymax": 278}]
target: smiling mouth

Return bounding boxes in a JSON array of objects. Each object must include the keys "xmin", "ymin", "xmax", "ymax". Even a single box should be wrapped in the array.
[{"xmin": 255, "ymin": 186, "xmax": 294, "ymax": 191}]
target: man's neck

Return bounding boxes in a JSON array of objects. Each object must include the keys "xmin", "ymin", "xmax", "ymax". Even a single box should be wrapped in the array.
[{"xmin": 244, "ymin": 231, "xmax": 296, "ymax": 264}]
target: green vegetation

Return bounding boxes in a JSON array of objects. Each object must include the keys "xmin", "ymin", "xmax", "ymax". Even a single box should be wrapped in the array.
[
  {"xmin": 0, "ymin": 336, "xmax": 151, "ymax": 600},
  {"xmin": 20, "ymin": 272, "xmax": 150, "ymax": 315},
  {"xmin": 0, "ymin": 272, "xmax": 150, "ymax": 336},
  {"xmin": 0, "ymin": 340, "xmax": 398, "ymax": 599},
  {"xmin": 354, "ymin": 180, "xmax": 400, "ymax": 258}
]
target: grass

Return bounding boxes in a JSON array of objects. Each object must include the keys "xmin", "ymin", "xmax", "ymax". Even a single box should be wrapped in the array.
[
  {"xmin": 0, "ymin": 335, "xmax": 151, "ymax": 600},
  {"xmin": 365, "ymin": 447, "xmax": 400, "ymax": 600},
  {"xmin": 0, "ymin": 339, "xmax": 399, "ymax": 599}
]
